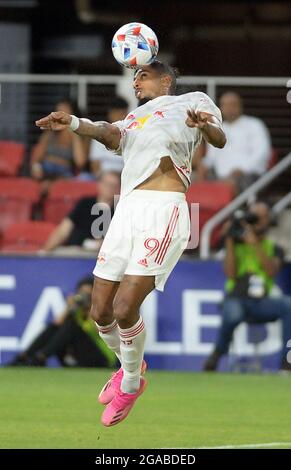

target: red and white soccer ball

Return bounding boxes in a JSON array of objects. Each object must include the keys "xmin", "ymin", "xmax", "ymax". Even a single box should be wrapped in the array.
[{"xmin": 112, "ymin": 22, "xmax": 159, "ymax": 68}]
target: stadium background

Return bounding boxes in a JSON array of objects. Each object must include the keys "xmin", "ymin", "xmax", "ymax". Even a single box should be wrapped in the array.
[{"xmin": 1, "ymin": 0, "xmax": 291, "ymax": 449}]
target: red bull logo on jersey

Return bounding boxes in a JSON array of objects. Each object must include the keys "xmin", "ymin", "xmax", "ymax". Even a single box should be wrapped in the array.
[
  {"xmin": 126, "ymin": 113, "xmax": 136, "ymax": 120},
  {"xmin": 126, "ymin": 114, "xmax": 151, "ymax": 130},
  {"xmin": 97, "ymin": 252, "xmax": 107, "ymax": 265},
  {"xmin": 153, "ymin": 110, "xmax": 165, "ymax": 118},
  {"xmin": 126, "ymin": 110, "xmax": 166, "ymax": 130}
]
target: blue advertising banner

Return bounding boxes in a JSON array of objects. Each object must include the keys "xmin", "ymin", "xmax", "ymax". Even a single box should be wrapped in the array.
[{"xmin": 1, "ymin": 256, "xmax": 290, "ymax": 370}]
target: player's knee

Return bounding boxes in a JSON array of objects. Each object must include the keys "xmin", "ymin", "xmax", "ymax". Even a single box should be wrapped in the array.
[
  {"xmin": 90, "ymin": 302, "xmax": 113, "ymax": 325},
  {"xmin": 112, "ymin": 297, "xmax": 132, "ymax": 323}
]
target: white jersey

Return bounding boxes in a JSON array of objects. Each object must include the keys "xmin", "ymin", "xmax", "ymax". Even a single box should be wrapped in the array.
[{"xmin": 113, "ymin": 92, "xmax": 222, "ymax": 197}]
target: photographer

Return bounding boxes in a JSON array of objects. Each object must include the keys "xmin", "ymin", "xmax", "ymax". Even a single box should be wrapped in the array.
[
  {"xmin": 9, "ymin": 276, "xmax": 117, "ymax": 368},
  {"xmin": 204, "ymin": 201, "xmax": 291, "ymax": 372}
]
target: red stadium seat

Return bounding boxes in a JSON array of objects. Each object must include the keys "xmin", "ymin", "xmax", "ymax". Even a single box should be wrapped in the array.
[
  {"xmin": 0, "ymin": 141, "xmax": 25, "ymax": 176},
  {"xmin": 0, "ymin": 178, "xmax": 41, "ymax": 234},
  {"xmin": 44, "ymin": 179, "xmax": 98, "ymax": 224},
  {"xmin": 267, "ymin": 148, "xmax": 279, "ymax": 170},
  {"xmin": 1, "ymin": 221, "xmax": 56, "ymax": 253},
  {"xmin": 186, "ymin": 181, "xmax": 234, "ymax": 247}
]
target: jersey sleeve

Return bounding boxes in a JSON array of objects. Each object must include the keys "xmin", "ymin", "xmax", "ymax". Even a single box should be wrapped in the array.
[{"xmin": 190, "ymin": 92, "xmax": 223, "ymax": 124}]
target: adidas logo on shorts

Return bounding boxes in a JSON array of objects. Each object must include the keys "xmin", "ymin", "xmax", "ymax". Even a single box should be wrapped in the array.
[{"xmin": 138, "ymin": 258, "xmax": 148, "ymax": 267}]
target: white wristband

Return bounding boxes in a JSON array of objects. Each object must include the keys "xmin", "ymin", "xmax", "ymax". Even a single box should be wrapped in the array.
[{"xmin": 69, "ymin": 115, "xmax": 80, "ymax": 131}]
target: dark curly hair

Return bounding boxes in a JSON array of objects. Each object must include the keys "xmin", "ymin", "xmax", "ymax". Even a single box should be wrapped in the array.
[{"xmin": 134, "ymin": 60, "xmax": 179, "ymax": 95}]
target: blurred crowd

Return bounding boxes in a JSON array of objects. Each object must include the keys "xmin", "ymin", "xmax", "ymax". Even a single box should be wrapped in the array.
[
  {"xmin": 0, "ymin": 90, "xmax": 287, "ymax": 257},
  {"xmin": 192, "ymin": 91, "xmax": 272, "ymax": 195},
  {"xmin": 30, "ymin": 96, "xmax": 128, "ymax": 190}
]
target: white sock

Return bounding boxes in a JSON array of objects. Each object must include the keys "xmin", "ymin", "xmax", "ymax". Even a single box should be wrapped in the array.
[
  {"xmin": 119, "ymin": 316, "xmax": 146, "ymax": 394},
  {"xmin": 95, "ymin": 320, "xmax": 122, "ymax": 363}
]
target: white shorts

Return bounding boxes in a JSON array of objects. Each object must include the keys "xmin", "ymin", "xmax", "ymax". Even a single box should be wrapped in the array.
[{"xmin": 93, "ymin": 190, "xmax": 190, "ymax": 291}]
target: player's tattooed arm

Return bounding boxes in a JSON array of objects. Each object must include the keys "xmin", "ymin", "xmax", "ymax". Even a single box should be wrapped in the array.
[
  {"xmin": 35, "ymin": 111, "xmax": 121, "ymax": 150},
  {"xmin": 77, "ymin": 119, "xmax": 121, "ymax": 150},
  {"xmin": 186, "ymin": 110, "xmax": 226, "ymax": 149}
]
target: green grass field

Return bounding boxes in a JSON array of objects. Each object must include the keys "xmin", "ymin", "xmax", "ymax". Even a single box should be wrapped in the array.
[{"xmin": 1, "ymin": 368, "xmax": 291, "ymax": 449}]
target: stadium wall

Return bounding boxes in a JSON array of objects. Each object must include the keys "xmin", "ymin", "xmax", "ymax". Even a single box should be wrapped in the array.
[{"xmin": 1, "ymin": 256, "xmax": 290, "ymax": 371}]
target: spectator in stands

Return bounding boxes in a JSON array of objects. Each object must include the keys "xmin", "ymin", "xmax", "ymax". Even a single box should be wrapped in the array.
[
  {"xmin": 88, "ymin": 97, "xmax": 128, "ymax": 178},
  {"xmin": 203, "ymin": 201, "xmax": 291, "ymax": 373},
  {"xmin": 31, "ymin": 99, "xmax": 87, "ymax": 184},
  {"xmin": 9, "ymin": 276, "xmax": 117, "ymax": 368},
  {"xmin": 195, "ymin": 92, "xmax": 271, "ymax": 194},
  {"xmin": 42, "ymin": 171, "xmax": 120, "ymax": 253}
]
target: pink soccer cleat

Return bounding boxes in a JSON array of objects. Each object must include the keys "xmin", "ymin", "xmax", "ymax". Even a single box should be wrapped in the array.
[
  {"xmin": 101, "ymin": 376, "xmax": 147, "ymax": 427},
  {"xmin": 98, "ymin": 359, "xmax": 147, "ymax": 405}
]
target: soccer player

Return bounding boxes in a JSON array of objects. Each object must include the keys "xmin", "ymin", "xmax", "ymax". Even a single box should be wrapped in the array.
[{"xmin": 36, "ymin": 61, "xmax": 226, "ymax": 427}]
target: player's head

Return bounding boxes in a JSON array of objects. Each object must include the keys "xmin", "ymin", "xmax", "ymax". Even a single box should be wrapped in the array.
[
  {"xmin": 133, "ymin": 61, "xmax": 178, "ymax": 102},
  {"xmin": 219, "ymin": 92, "xmax": 243, "ymax": 123}
]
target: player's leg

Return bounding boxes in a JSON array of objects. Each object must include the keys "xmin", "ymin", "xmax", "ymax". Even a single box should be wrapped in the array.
[
  {"xmin": 90, "ymin": 276, "xmax": 126, "ymax": 404},
  {"xmin": 113, "ymin": 274, "xmax": 155, "ymax": 392},
  {"xmin": 101, "ymin": 274, "xmax": 155, "ymax": 426},
  {"xmin": 101, "ymin": 190, "xmax": 190, "ymax": 425},
  {"xmin": 91, "ymin": 275, "xmax": 147, "ymax": 404},
  {"xmin": 90, "ymin": 276, "xmax": 121, "ymax": 362},
  {"xmin": 91, "ymin": 194, "xmax": 131, "ymax": 363}
]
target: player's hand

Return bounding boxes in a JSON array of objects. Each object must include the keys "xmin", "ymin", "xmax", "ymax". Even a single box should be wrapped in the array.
[
  {"xmin": 186, "ymin": 110, "xmax": 209, "ymax": 129},
  {"xmin": 35, "ymin": 111, "xmax": 72, "ymax": 131}
]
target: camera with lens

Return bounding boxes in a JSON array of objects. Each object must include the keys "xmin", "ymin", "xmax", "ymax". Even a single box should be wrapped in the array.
[
  {"xmin": 68, "ymin": 292, "xmax": 92, "ymax": 317},
  {"xmin": 226, "ymin": 209, "xmax": 259, "ymax": 242}
]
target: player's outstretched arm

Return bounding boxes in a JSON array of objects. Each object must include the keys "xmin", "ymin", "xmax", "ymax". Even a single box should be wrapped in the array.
[
  {"xmin": 35, "ymin": 111, "xmax": 121, "ymax": 150},
  {"xmin": 186, "ymin": 110, "xmax": 226, "ymax": 149}
]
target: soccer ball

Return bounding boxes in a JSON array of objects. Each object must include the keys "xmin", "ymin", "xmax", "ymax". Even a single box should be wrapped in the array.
[{"xmin": 111, "ymin": 22, "xmax": 159, "ymax": 68}]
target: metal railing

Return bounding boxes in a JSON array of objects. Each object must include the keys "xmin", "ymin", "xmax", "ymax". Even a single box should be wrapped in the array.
[
  {"xmin": 179, "ymin": 75, "xmax": 290, "ymax": 100},
  {"xmin": 199, "ymin": 152, "xmax": 291, "ymax": 259},
  {"xmin": 272, "ymin": 191, "xmax": 291, "ymax": 215},
  {"xmin": 0, "ymin": 72, "xmax": 289, "ymax": 110},
  {"xmin": 0, "ymin": 73, "xmax": 120, "ymax": 111},
  {"xmin": 0, "ymin": 72, "xmax": 290, "ymax": 150}
]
